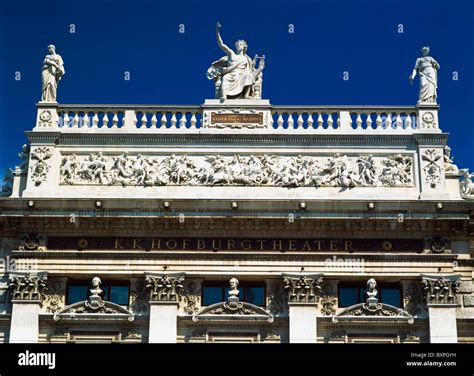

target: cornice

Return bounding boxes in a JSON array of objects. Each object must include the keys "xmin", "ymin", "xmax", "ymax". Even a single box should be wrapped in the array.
[
  {"xmin": 10, "ymin": 250, "xmax": 459, "ymax": 262},
  {"xmin": 24, "ymin": 131, "xmax": 437, "ymax": 147}
]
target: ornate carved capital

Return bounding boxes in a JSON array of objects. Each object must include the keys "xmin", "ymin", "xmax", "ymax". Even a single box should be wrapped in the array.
[
  {"xmin": 421, "ymin": 274, "xmax": 461, "ymax": 305},
  {"xmin": 145, "ymin": 272, "xmax": 185, "ymax": 303},
  {"xmin": 282, "ymin": 273, "xmax": 323, "ymax": 305},
  {"xmin": 9, "ymin": 271, "xmax": 48, "ymax": 301}
]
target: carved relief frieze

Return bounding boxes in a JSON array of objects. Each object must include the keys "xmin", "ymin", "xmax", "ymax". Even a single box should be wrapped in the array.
[{"xmin": 59, "ymin": 152, "xmax": 414, "ymax": 188}]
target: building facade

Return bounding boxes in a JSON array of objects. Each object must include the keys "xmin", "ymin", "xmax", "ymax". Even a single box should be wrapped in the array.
[{"xmin": 1, "ymin": 44, "xmax": 474, "ymax": 344}]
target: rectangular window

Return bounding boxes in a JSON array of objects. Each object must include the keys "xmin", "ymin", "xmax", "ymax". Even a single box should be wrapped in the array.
[
  {"xmin": 67, "ymin": 284, "xmax": 89, "ymax": 305},
  {"xmin": 110, "ymin": 285, "xmax": 130, "ymax": 305},
  {"xmin": 202, "ymin": 282, "xmax": 265, "ymax": 307},
  {"xmin": 67, "ymin": 281, "xmax": 130, "ymax": 306},
  {"xmin": 380, "ymin": 286, "xmax": 402, "ymax": 307},
  {"xmin": 338, "ymin": 282, "xmax": 402, "ymax": 308},
  {"xmin": 244, "ymin": 286, "xmax": 265, "ymax": 306},
  {"xmin": 203, "ymin": 285, "xmax": 224, "ymax": 306},
  {"xmin": 338, "ymin": 286, "xmax": 360, "ymax": 308}
]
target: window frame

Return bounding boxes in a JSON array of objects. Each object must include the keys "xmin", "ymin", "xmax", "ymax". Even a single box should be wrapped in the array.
[
  {"xmin": 201, "ymin": 281, "xmax": 266, "ymax": 307},
  {"xmin": 66, "ymin": 279, "xmax": 131, "ymax": 306},
  {"xmin": 337, "ymin": 281, "xmax": 402, "ymax": 308}
]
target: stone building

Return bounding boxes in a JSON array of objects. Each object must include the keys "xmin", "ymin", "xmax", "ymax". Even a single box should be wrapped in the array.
[{"xmin": 0, "ymin": 43, "xmax": 474, "ymax": 344}]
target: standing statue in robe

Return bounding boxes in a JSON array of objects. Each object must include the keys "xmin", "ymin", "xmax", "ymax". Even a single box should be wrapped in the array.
[
  {"xmin": 409, "ymin": 46, "xmax": 439, "ymax": 104},
  {"xmin": 207, "ymin": 22, "xmax": 265, "ymax": 101},
  {"xmin": 41, "ymin": 44, "xmax": 65, "ymax": 102}
]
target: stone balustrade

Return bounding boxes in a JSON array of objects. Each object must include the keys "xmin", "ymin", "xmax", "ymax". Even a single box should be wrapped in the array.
[
  {"xmin": 271, "ymin": 106, "xmax": 418, "ymax": 131},
  {"xmin": 57, "ymin": 105, "xmax": 202, "ymax": 130},
  {"xmin": 34, "ymin": 103, "xmax": 440, "ymax": 133}
]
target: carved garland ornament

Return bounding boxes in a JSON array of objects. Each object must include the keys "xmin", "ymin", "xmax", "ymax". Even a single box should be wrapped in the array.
[
  {"xmin": 43, "ymin": 281, "xmax": 65, "ymax": 313},
  {"xmin": 38, "ymin": 110, "xmax": 53, "ymax": 127},
  {"xmin": 30, "ymin": 147, "xmax": 53, "ymax": 186},
  {"xmin": 403, "ymin": 283, "xmax": 423, "ymax": 317},
  {"xmin": 266, "ymin": 282, "xmax": 286, "ymax": 315},
  {"xmin": 422, "ymin": 149, "xmax": 442, "ymax": 188},
  {"xmin": 320, "ymin": 284, "xmax": 337, "ymax": 315},
  {"xmin": 59, "ymin": 152, "xmax": 414, "ymax": 188}
]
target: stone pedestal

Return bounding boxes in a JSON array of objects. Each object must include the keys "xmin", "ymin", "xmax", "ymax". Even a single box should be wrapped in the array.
[
  {"xmin": 148, "ymin": 302, "xmax": 179, "ymax": 343},
  {"xmin": 9, "ymin": 301, "xmax": 41, "ymax": 343},
  {"xmin": 428, "ymin": 306, "xmax": 457, "ymax": 343},
  {"xmin": 145, "ymin": 272, "xmax": 185, "ymax": 344},
  {"xmin": 8, "ymin": 271, "xmax": 47, "ymax": 343},
  {"xmin": 421, "ymin": 274, "xmax": 461, "ymax": 343},
  {"xmin": 282, "ymin": 273, "xmax": 323, "ymax": 343},
  {"xmin": 288, "ymin": 305, "xmax": 317, "ymax": 343}
]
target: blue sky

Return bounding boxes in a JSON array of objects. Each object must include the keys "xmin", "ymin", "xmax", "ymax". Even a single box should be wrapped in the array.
[{"xmin": 0, "ymin": 0, "xmax": 472, "ymax": 179}]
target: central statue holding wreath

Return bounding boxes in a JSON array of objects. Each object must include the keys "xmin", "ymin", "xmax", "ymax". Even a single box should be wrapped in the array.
[{"xmin": 207, "ymin": 22, "xmax": 265, "ymax": 101}]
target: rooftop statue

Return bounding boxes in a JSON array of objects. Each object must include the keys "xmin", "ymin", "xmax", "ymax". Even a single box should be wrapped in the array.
[
  {"xmin": 409, "ymin": 46, "xmax": 439, "ymax": 104},
  {"xmin": 40, "ymin": 44, "xmax": 65, "ymax": 103},
  {"xmin": 207, "ymin": 22, "xmax": 265, "ymax": 101}
]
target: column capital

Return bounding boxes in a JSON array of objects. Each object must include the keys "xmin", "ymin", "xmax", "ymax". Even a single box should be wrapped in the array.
[
  {"xmin": 8, "ymin": 271, "xmax": 48, "ymax": 302},
  {"xmin": 282, "ymin": 273, "xmax": 324, "ymax": 305},
  {"xmin": 145, "ymin": 272, "xmax": 185, "ymax": 303},
  {"xmin": 421, "ymin": 274, "xmax": 461, "ymax": 306}
]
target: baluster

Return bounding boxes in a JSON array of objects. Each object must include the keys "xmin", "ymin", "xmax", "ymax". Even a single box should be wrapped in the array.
[
  {"xmin": 102, "ymin": 112, "xmax": 109, "ymax": 128},
  {"xmin": 112, "ymin": 112, "xmax": 119, "ymax": 128},
  {"xmin": 287, "ymin": 113, "xmax": 294, "ymax": 128},
  {"xmin": 395, "ymin": 114, "xmax": 402, "ymax": 129},
  {"xmin": 83, "ymin": 112, "xmax": 90, "ymax": 128},
  {"xmin": 386, "ymin": 113, "xmax": 392, "ymax": 128},
  {"xmin": 92, "ymin": 113, "xmax": 99, "ymax": 128},
  {"xmin": 307, "ymin": 113, "xmax": 314, "ymax": 128},
  {"xmin": 179, "ymin": 113, "xmax": 187, "ymax": 128},
  {"xmin": 375, "ymin": 113, "xmax": 382, "ymax": 129},
  {"xmin": 297, "ymin": 113, "xmax": 304, "ymax": 128},
  {"xmin": 151, "ymin": 113, "xmax": 157, "ymax": 128},
  {"xmin": 327, "ymin": 114, "xmax": 334, "ymax": 129},
  {"xmin": 317, "ymin": 113, "xmax": 324, "ymax": 128},
  {"xmin": 269, "ymin": 114, "xmax": 274, "ymax": 128},
  {"xmin": 161, "ymin": 113, "xmax": 167, "ymax": 127},
  {"xmin": 277, "ymin": 114, "xmax": 284, "ymax": 128},
  {"xmin": 191, "ymin": 113, "xmax": 197, "ymax": 127},
  {"xmin": 366, "ymin": 113, "xmax": 373, "ymax": 129},
  {"xmin": 72, "ymin": 113, "xmax": 79, "ymax": 128},
  {"xmin": 406, "ymin": 114, "xmax": 413, "ymax": 129},
  {"xmin": 133, "ymin": 112, "xmax": 138, "ymax": 128},
  {"xmin": 171, "ymin": 113, "xmax": 177, "ymax": 127},
  {"xmin": 141, "ymin": 112, "xmax": 148, "ymax": 128},
  {"xmin": 356, "ymin": 113, "xmax": 363, "ymax": 129},
  {"xmin": 63, "ymin": 112, "xmax": 70, "ymax": 128}
]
